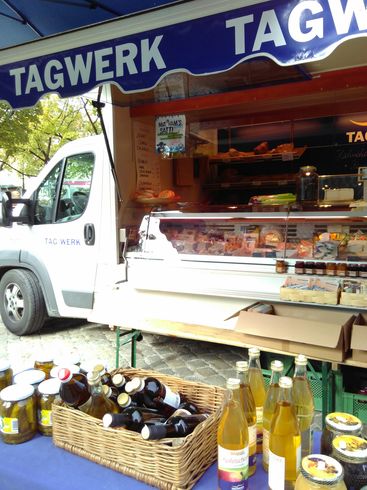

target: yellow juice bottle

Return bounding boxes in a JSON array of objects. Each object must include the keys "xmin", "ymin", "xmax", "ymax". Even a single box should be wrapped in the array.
[
  {"xmin": 262, "ymin": 360, "xmax": 284, "ymax": 472},
  {"xmin": 235, "ymin": 360, "xmax": 257, "ymax": 476},
  {"xmin": 292, "ymin": 354, "xmax": 314, "ymax": 459},
  {"xmin": 269, "ymin": 376, "xmax": 301, "ymax": 490},
  {"xmin": 248, "ymin": 347, "xmax": 266, "ymax": 452},
  {"xmin": 218, "ymin": 378, "xmax": 249, "ymax": 490}
]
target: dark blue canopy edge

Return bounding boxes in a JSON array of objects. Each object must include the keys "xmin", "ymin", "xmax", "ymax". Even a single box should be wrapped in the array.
[{"xmin": 0, "ymin": 0, "xmax": 366, "ymax": 109}]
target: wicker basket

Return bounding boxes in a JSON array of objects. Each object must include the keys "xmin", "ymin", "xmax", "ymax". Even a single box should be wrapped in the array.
[{"xmin": 52, "ymin": 368, "xmax": 225, "ymax": 489}]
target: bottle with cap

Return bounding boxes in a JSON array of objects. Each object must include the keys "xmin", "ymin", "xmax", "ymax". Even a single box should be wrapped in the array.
[
  {"xmin": 262, "ymin": 359, "xmax": 284, "ymax": 472},
  {"xmin": 125, "ymin": 377, "xmax": 181, "ymax": 415},
  {"xmin": 321, "ymin": 412, "xmax": 362, "ymax": 456},
  {"xmin": 269, "ymin": 376, "xmax": 301, "ymax": 489},
  {"xmin": 37, "ymin": 378, "xmax": 61, "ymax": 436},
  {"xmin": 248, "ymin": 347, "xmax": 266, "ymax": 452},
  {"xmin": 50, "ymin": 364, "xmax": 80, "ymax": 379},
  {"xmin": 102, "ymin": 384, "xmax": 119, "ymax": 404},
  {"xmin": 141, "ymin": 413, "xmax": 209, "ymax": 440},
  {"xmin": 58, "ymin": 367, "xmax": 90, "ymax": 410},
  {"xmin": 92, "ymin": 363, "xmax": 112, "ymax": 386},
  {"xmin": 292, "ymin": 354, "xmax": 314, "ymax": 459},
  {"xmin": 84, "ymin": 371, "xmax": 120, "ymax": 419},
  {"xmin": 117, "ymin": 392, "xmax": 138, "ymax": 410},
  {"xmin": 217, "ymin": 378, "xmax": 249, "ymax": 490},
  {"xmin": 235, "ymin": 360, "xmax": 257, "ymax": 476},
  {"xmin": 0, "ymin": 361, "xmax": 13, "ymax": 391},
  {"xmin": 103, "ymin": 407, "xmax": 166, "ymax": 432},
  {"xmin": 0, "ymin": 383, "xmax": 36, "ymax": 444},
  {"xmin": 111, "ymin": 373, "xmax": 130, "ymax": 393},
  {"xmin": 295, "ymin": 454, "xmax": 347, "ymax": 490}
]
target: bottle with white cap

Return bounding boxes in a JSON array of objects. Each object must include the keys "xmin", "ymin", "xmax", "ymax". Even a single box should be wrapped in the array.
[
  {"xmin": 248, "ymin": 347, "xmax": 266, "ymax": 453},
  {"xmin": 58, "ymin": 367, "xmax": 90, "ymax": 410}
]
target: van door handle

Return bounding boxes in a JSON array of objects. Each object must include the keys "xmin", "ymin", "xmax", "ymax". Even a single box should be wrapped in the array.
[{"xmin": 84, "ymin": 223, "xmax": 95, "ymax": 245}]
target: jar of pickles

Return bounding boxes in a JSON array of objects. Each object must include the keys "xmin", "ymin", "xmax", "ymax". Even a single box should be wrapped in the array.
[
  {"xmin": 0, "ymin": 361, "xmax": 13, "ymax": 391},
  {"xmin": 321, "ymin": 412, "xmax": 362, "ymax": 456},
  {"xmin": 332, "ymin": 435, "xmax": 367, "ymax": 489},
  {"xmin": 34, "ymin": 353, "xmax": 54, "ymax": 378},
  {"xmin": 295, "ymin": 454, "xmax": 346, "ymax": 489},
  {"xmin": 0, "ymin": 383, "xmax": 36, "ymax": 444},
  {"xmin": 37, "ymin": 378, "xmax": 61, "ymax": 436}
]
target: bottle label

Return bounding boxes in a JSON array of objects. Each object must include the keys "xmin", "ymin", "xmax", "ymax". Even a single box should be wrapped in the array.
[
  {"xmin": 268, "ymin": 450, "xmax": 285, "ymax": 490},
  {"xmin": 256, "ymin": 406, "xmax": 263, "ymax": 424},
  {"xmin": 163, "ymin": 384, "xmax": 180, "ymax": 408},
  {"xmin": 248, "ymin": 424, "xmax": 257, "ymax": 447},
  {"xmin": 0, "ymin": 416, "xmax": 19, "ymax": 434},
  {"xmin": 38, "ymin": 409, "xmax": 52, "ymax": 427},
  {"xmin": 262, "ymin": 428, "xmax": 270, "ymax": 465},
  {"xmin": 218, "ymin": 445, "xmax": 249, "ymax": 490}
]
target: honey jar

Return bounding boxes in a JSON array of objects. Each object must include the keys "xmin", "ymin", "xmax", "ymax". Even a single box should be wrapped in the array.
[
  {"xmin": 34, "ymin": 353, "xmax": 54, "ymax": 378},
  {"xmin": 332, "ymin": 435, "xmax": 367, "ymax": 489},
  {"xmin": 37, "ymin": 378, "xmax": 61, "ymax": 436},
  {"xmin": 321, "ymin": 412, "xmax": 362, "ymax": 456},
  {"xmin": 295, "ymin": 454, "xmax": 346, "ymax": 490},
  {"xmin": 0, "ymin": 383, "xmax": 36, "ymax": 444},
  {"xmin": 0, "ymin": 361, "xmax": 13, "ymax": 391}
]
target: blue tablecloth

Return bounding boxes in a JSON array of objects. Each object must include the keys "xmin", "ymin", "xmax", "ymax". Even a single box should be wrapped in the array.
[{"xmin": 0, "ymin": 432, "xmax": 320, "ymax": 489}]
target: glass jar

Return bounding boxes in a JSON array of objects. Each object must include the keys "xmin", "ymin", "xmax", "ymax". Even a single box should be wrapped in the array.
[
  {"xmin": 34, "ymin": 354, "xmax": 54, "ymax": 379},
  {"xmin": 305, "ymin": 262, "xmax": 315, "ymax": 274},
  {"xmin": 0, "ymin": 361, "xmax": 13, "ymax": 391},
  {"xmin": 326, "ymin": 263, "xmax": 337, "ymax": 276},
  {"xmin": 0, "ymin": 383, "xmax": 36, "ymax": 444},
  {"xmin": 276, "ymin": 260, "xmax": 287, "ymax": 273},
  {"xmin": 295, "ymin": 261, "xmax": 305, "ymax": 274},
  {"xmin": 359, "ymin": 264, "xmax": 367, "ymax": 279},
  {"xmin": 13, "ymin": 369, "xmax": 46, "ymax": 392},
  {"xmin": 332, "ymin": 435, "xmax": 367, "ymax": 489},
  {"xmin": 37, "ymin": 378, "xmax": 61, "ymax": 436},
  {"xmin": 296, "ymin": 166, "xmax": 318, "ymax": 203},
  {"xmin": 295, "ymin": 454, "xmax": 346, "ymax": 490},
  {"xmin": 336, "ymin": 263, "xmax": 347, "ymax": 277},
  {"xmin": 315, "ymin": 262, "xmax": 326, "ymax": 275},
  {"xmin": 347, "ymin": 263, "xmax": 359, "ymax": 278},
  {"xmin": 321, "ymin": 412, "xmax": 362, "ymax": 456}
]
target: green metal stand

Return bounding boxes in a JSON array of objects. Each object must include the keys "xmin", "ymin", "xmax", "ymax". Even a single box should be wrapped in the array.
[{"xmin": 115, "ymin": 327, "xmax": 143, "ymax": 368}]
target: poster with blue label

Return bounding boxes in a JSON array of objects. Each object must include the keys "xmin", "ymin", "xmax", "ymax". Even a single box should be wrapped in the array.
[{"xmin": 156, "ymin": 114, "xmax": 186, "ymax": 158}]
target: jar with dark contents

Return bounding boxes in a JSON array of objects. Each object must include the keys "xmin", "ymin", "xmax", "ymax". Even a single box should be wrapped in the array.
[
  {"xmin": 295, "ymin": 261, "xmax": 305, "ymax": 274},
  {"xmin": 296, "ymin": 166, "xmax": 319, "ymax": 203},
  {"xmin": 321, "ymin": 412, "xmax": 362, "ymax": 456},
  {"xmin": 347, "ymin": 263, "xmax": 359, "ymax": 278},
  {"xmin": 332, "ymin": 435, "xmax": 367, "ymax": 489},
  {"xmin": 336, "ymin": 263, "xmax": 348, "ymax": 277},
  {"xmin": 305, "ymin": 262, "xmax": 315, "ymax": 274},
  {"xmin": 326, "ymin": 263, "xmax": 337, "ymax": 276},
  {"xmin": 37, "ymin": 378, "xmax": 61, "ymax": 436},
  {"xmin": 315, "ymin": 262, "xmax": 326, "ymax": 275},
  {"xmin": 0, "ymin": 361, "xmax": 13, "ymax": 391},
  {"xmin": 295, "ymin": 454, "xmax": 347, "ymax": 489},
  {"xmin": 359, "ymin": 264, "xmax": 367, "ymax": 279},
  {"xmin": 0, "ymin": 384, "xmax": 36, "ymax": 444}
]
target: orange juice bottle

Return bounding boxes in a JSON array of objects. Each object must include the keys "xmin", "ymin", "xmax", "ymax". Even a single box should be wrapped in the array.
[
  {"xmin": 248, "ymin": 347, "xmax": 266, "ymax": 452},
  {"xmin": 218, "ymin": 378, "xmax": 249, "ymax": 490},
  {"xmin": 269, "ymin": 376, "xmax": 301, "ymax": 490},
  {"xmin": 235, "ymin": 361, "xmax": 257, "ymax": 476},
  {"xmin": 292, "ymin": 354, "xmax": 314, "ymax": 459},
  {"xmin": 262, "ymin": 360, "xmax": 284, "ymax": 471}
]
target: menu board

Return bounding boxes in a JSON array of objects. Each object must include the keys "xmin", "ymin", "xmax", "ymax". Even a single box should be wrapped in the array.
[{"xmin": 134, "ymin": 121, "xmax": 160, "ymax": 194}]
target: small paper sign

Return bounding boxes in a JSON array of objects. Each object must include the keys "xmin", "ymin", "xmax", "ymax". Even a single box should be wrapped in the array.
[{"xmin": 156, "ymin": 114, "xmax": 186, "ymax": 157}]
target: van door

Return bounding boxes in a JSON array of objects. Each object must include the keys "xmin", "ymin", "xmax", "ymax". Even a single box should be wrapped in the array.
[{"xmin": 21, "ymin": 142, "xmax": 107, "ymax": 318}]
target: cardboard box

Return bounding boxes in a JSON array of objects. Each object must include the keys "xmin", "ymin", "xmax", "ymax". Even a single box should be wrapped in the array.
[
  {"xmin": 351, "ymin": 313, "xmax": 367, "ymax": 362},
  {"xmin": 234, "ymin": 303, "xmax": 354, "ymax": 362}
]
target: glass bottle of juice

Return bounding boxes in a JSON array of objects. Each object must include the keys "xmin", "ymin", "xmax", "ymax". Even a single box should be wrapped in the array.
[
  {"xmin": 269, "ymin": 376, "xmax": 301, "ymax": 490},
  {"xmin": 84, "ymin": 371, "xmax": 120, "ymax": 419},
  {"xmin": 218, "ymin": 378, "xmax": 249, "ymax": 490},
  {"xmin": 292, "ymin": 354, "xmax": 314, "ymax": 459},
  {"xmin": 235, "ymin": 360, "xmax": 257, "ymax": 476},
  {"xmin": 262, "ymin": 359, "xmax": 284, "ymax": 472},
  {"xmin": 248, "ymin": 347, "xmax": 266, "ymax": 452}
]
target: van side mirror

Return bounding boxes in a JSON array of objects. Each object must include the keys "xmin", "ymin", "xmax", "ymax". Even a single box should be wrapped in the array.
[
  {"xmin": 0, "ymin": 192, "xmax": 34, "ymax": 227},
  {"xmin": 0, "ymin": 191, "xmax": 11, "ymax": 227}
]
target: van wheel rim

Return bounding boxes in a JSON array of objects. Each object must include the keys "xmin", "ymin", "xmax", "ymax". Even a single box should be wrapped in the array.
[{"xmin": 4, "ymin": 283, "xmax": 24, "ymax": 322}]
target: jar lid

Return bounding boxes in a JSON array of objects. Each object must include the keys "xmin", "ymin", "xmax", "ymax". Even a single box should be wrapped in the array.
[
  {"xmin": 13, "ymin": 368, "xmax": 46, "ymax": 385},
  {"xmin": 0, "ymin": 383, "xmax": 34, "ymax": 401},
  {"xmin": 325, "ymin": 412, "xmax": 362, "ymax": 433},
  {"xmin": 38, "ymin": 378, "xmax": 61, "ymax": 395},
  {"xmin": 117, "ymin": 393, "xmax": 131, "ymax": 407},
  {"xmin": 279, "ymin": 376, "xmax": 293, "ymax": 389},
  {"xmin": 301, "ymin": 454, "xmax": 344, "ymax": 484},
  {"xmin": 0, "ymin": 360, "xmax": 11, "ymax": 372},
  {"xmin": 332, "ymin": 435, "xmax": 367, "ymax": 461}
]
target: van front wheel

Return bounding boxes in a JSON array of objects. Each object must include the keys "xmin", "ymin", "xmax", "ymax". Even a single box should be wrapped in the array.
[{"xmin": 0, "ymin": 269, "xmax": 46, "ymax": 336}]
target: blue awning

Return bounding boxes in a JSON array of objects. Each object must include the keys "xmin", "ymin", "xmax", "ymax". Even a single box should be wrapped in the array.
[{"xmin": 0, "ymin": 0, "xmax": 366, "ymax": 109}]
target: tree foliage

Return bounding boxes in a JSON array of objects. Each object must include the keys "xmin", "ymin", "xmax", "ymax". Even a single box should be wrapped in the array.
[{"xmin": 0, "ymin": 95, "xmax": 101, "ymax": 179}]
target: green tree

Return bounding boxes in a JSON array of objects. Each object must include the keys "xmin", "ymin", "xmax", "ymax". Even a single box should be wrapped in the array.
[{"xmin": 0, "ymin": 94, "xmax": 101, "ymax": 179}]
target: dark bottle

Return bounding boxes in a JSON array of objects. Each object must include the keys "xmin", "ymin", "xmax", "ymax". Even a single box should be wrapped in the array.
[
  {"xmin": 144, "ymin": 376, "xmax": 182, "ymax": 409},
  {"xmin": 58, "ymin": 367, "xmax": 90, "ymax": 409},
  {"xmin": 141, "ymin": 414, "xmax": 209, "ymax": 440},
  {"xmin": 111, "ymin": 373, "xmax": 129, "ymax": 393},
  {"xmin": 296, "ymin": 166, "xmax": 318, "ymax": 204},
  {"xmin": 178, "ymin": 401, "xmax": 199, "ymax": 414},
  {"xmin": 92, "ymin": 363, "xmax": 112, "ymax": 386},
  {"xmin": 102, "ymin": 384, "xmax": 119, "ymax": 404},
  {"xmin": 84, "ymin": 371, "xmax": 120, "ymax": 419},
  {"xmin": 102, "ymin": 407, "xmax": 165, "ymax": 431}
]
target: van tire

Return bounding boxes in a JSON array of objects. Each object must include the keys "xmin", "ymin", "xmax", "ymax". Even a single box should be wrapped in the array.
[{"xmin": 0, "ymin": 269, "xmax": 46, "ymax": 336}]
